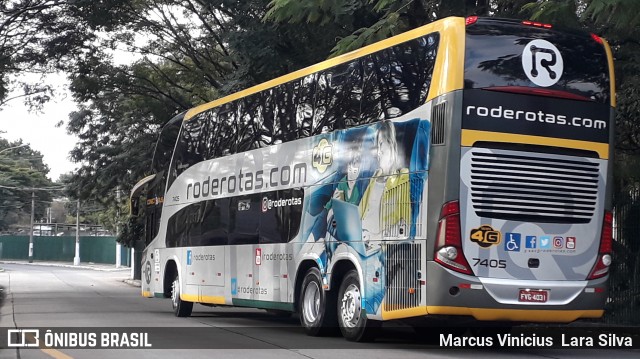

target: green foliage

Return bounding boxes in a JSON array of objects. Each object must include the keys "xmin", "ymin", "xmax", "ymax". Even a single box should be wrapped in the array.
[
  {"xmin": 0, "ymin": 0, "xmax": 92, "ymax": 109},
  {"xmin": 582, "ymin": 0, "xmax": 640, "ymax": 33},
  {"xmin": 117, "ymin": 216, "xmax": 144, "ymax": 248},
  {"xmin": 3, "ymin": 1, "xmax": 640, "ymax": 283},
  {"xmin": 521, "ymin": 0, "xmax": 581, "ymax": 28},
  {"xmin": 521, "ymin": 0, "xmax": 640, "ymax": 157},
  {"xmin": 0, "ymin": 138, "xmax": 55, "ymax": 230},
  {"xmin": 264, "ymin": 0, "xmax": 500, "ymax": 57}
]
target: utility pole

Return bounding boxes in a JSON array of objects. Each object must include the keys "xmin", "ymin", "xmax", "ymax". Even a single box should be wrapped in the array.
[
  {"xmin": 116, "ymin": 188, "xmax": 121, "ymax": 268},
  {"xmin": 28, "ymin": 191, "xmax": 34, "ymax": 263},
  {"xmin": 74, "ymin": 198, "xmax": 80, "ymax": 266}
]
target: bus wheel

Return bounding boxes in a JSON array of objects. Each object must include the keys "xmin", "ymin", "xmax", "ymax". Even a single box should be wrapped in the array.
[
  {"xmin": 299, "ymin": 267, "xmax": 337, "ymax": 336},
  {"xmin": 338, "ymin": 270, "xmax": 379, "ymax": 342},
  {"xmin": 171, "ymin": 275, "xmax": 193, "ymax": 317}
]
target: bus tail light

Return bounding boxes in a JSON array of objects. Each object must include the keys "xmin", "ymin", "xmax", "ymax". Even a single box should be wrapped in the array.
[
  {"xmin": 466, "ymin": 16, "xmax": 478, "ymax": 26},
  {"xmin": 587, "ymin": 211, "xmax": 613, "ymax": 280},
  {"xmin": 483, "ymin": 86, "xmax": 593, "ymax": 102},
  {"xmin": 591, "ymin": 33, "xmax": 603, "ymax": 44},
  {"xmin": 522, "ymin": 20, "xmax": 552, "ymax": 29},
  {"xmin": 434, "ymin": 201, "xmax": 473, "ymax": 275}
]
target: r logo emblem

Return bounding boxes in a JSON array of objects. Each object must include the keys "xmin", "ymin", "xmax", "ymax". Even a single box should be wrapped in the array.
[{"xmin": 522, "ymin": 39, "xmax": 563, "ymax": 87}]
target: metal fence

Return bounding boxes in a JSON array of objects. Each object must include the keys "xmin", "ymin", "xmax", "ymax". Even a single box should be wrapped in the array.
[
  {"xmin": 605, "ymin": 184, "xmax": 640, "ymax": 325},
  {"xmin": 0, "ymin": 236, "xmax": 130, "ymax": 266}
]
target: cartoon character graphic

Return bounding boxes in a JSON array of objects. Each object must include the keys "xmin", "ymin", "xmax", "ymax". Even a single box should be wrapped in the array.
[
  {"xmin": 303, "ymin": 131, "xmax": 369, "ymax": 268},
  {"xmin": 323, "ymin": 139, "xmax": 366, "ymax": 265},
  {"xmin": 360, "ymin": 121, "xmax": 411, "ymax": 242},
  {"xmin": 300, "ymin": 116, "xmax": 431, "ymax": 316}
]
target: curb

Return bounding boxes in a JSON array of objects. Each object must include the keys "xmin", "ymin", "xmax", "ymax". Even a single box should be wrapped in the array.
[
  {"xmin": 123, "ymin": 279, "xmax": 142, "ymax": 287},
  {"xmin": 0, "ymin": 260, "xmax": 131, "ymax": 272}
]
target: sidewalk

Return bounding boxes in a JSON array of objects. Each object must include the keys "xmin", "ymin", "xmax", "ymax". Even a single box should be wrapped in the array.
[{"xmin": 0, "ymin": 260, "xmax": 142, "ymax": 287}]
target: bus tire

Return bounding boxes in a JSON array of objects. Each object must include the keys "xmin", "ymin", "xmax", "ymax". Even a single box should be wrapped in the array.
[
  {"xmin": 299, "ymin": 267, "xmax": 337, "ymax": 336},
  {"xmin": 171, "ymin": 275, "xmax": 193, "ymax": 317},
  {"xmin": 337, "ymin": 270, "xmax": 380, "ymax": 342}
]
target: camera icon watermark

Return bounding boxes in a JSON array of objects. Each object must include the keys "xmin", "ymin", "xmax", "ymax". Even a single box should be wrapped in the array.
[{"xmin": 7, "ymin": 329, "xmax": 40, "ymax": 347}]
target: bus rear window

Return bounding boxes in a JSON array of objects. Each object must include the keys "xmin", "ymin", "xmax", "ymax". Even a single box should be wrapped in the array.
[{"xmin": 464, "ymin": 19, "xmax": 610, "ymax": 104}]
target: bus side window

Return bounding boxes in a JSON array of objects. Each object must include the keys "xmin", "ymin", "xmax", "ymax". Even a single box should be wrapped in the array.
[
  {"xmin": 360, "ymin": 54, "xmax": 386, "ymax": 124},
  {"xmin": 166, "ymin": 199, "xmax": 229, "ymax": 248},
  {"xmin": 151, "ymin": 114, "xmax": 182, "ymax": 196},
  {"xmin": 259, "ymin": 189, "xmax": 303, "ymax": 244},
  {"xmin": 208, "ymin": 103, "xmax": 236, "ymax": 158},
  {"xmin": 313, "ymin": 61, "xmax": 363, "ymax": 134},
  {"xmin": 257, "ymin": 87, "xmax": 280, "ymax": 147},
  {"xmin": 236, "ymin": 97, "xmax": 260, "ymax": 152},
  {"xmin": 270, "ymin": 80, "xmax": 305, "ymax": 143},
  {"xmin": 145, "ymin": 172, "xmax": 166, "ymax": 245},
  {"xmin": 296, "ymin": 74, "xmax": 316, "ymax": 139},
  {"xmin": 169, "ymin": 113, "xmax": 206, "ymax": 189},
  {"xmin": 360, "ymin": 32, "xmax": 440, "ymax": 123},
  {"xmin": 199, "ymin": 199, "xmax": 229, "ymax": 246},
  {"xmin": 228, "ymin": 194, "xmax": 260, "ymax": 245}
]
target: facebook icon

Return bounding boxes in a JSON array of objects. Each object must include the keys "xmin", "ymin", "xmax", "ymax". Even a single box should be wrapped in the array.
[{"xmin": 526, "ymin": 236, "xmax": 537, "ymax": 249}]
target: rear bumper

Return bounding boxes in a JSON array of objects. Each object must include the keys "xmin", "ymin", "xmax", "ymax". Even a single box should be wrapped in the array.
[{"xmin": 424, "ymin": 261, "xmax": 607, "ymax": 322}]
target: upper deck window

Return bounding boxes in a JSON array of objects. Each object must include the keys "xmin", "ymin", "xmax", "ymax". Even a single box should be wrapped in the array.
[{"xmin": 465, "ymin": 19, "xmax": 610, "ymax": 104}]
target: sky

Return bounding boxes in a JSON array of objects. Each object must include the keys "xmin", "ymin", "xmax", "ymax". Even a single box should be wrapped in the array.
[{"xmin": 1, "ymin": 73, "xmax": 79, "ymax": 182}]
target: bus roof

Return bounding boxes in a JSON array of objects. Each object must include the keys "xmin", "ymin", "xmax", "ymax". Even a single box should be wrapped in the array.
[{"xmin": 184, "ymin": 16, "xmax": 465, "ymax": 121}]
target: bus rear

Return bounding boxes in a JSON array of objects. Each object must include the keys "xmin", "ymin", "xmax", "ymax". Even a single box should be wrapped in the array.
[{"xmin": 427, "ymin": 17, "xmax": 614, "ymax": 322}]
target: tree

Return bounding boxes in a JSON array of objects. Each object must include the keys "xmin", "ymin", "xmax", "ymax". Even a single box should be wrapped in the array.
[
  {"xmin": 0, "ymin": 1, "xmax": 88, "ymax": 109},
  {"xmin": 264, "ymin": 0, "xmax": 529, "ymax": 56},
  {"xmin": 523, "ymin": 0, "xmax": 640, "ymax": 324},
  {"xmin": 0, "ymin": 137, "xmax": 56, "ymax": 230},
  {"xmin": 60, "ymin": 0, "xmax": 348, "ymax": 205},
  {"xmin": 524, "ymin": 0, "xmax": 640, "ymax": 154}
]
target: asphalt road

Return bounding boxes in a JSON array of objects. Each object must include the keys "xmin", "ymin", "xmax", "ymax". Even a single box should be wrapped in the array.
[{"xmin": 0, "ymin": 263, "xmax": 638, "ymax": 359}]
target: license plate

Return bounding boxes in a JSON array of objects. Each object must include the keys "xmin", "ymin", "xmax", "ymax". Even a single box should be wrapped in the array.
[{"xmin": 518, "ymin": 289, "xmax": 549, "ymax": 303}]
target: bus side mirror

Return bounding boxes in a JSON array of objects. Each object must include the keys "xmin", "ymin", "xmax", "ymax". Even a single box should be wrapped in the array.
[
  {"xmin": 129, "ymin": 174, "xmax": 157, "ymax": 218},
  {"xmin": 130, "ymin": 197, "xmax": 140, "ymax": 217}
]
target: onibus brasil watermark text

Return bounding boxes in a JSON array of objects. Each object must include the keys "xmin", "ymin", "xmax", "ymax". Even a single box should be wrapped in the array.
[{"xmin": 7, "ymin": 329, "xmax": 152, "ymax": 348}]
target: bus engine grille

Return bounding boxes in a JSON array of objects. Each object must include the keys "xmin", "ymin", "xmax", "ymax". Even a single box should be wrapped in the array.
[
  {"xmin": 382, "ymin": 242, "xmax": 421, "ymax": 312},
  {"xmin": 381, "ymin": 176, "xmax": 424, "ymax": 239},
  {"xmin": 469, "ymin": 151, "xmax": 600, "ymax": 223}
]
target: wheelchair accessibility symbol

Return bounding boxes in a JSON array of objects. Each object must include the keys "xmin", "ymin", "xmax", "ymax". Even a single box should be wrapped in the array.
[{"xmin": 504, "ymin": 233, "xmax": 521, "ymax": 252}]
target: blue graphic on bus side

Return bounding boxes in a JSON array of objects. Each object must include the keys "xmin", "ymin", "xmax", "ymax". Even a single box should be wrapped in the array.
[
  {"xmin": 231, "ymin": 278, "xmax": 237, "ymax": 295},
  {"xmin": 187, "ymin": 250, "xmax": 192, "ymax": 265},
  {"xmin": 299, "ymin": 117, "xmax": 431, "ymax": 316}
]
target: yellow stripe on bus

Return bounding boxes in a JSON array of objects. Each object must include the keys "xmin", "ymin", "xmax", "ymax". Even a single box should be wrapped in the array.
[
  {"xmin": 382, "ymin": 306, "xmax": 428, "ymax": 320},
  {"xmin": 185, "ymin": 17, "xmax": 465, "ymax": 121},
  {"xmin": 426, "ymin": 17, "xmax": 465, "ymax": 102},
  {"xmin": 426, "ymin": 306, "xmax": 604, "ymax": 322},
  {"xmin": 178, "ymin": 293, "xmax": 225, "ymax": 304},
  {"xmin": 142, "ymin": 290, "xmax": 153, "ymax": 298},
  {"xmin": 461, "ymin": 129, "xmax": 609, "ymax": 159},
  {"xmin": 601, "ymin": 38, "xmax": 616, "ymax": 108},
  {"xmin": 199, "ymin": 295, "xmax": 226, "ymax": 305},
  {"xmin": 180, "ymin": 293, "xmax": 199, "ymax": 302}
]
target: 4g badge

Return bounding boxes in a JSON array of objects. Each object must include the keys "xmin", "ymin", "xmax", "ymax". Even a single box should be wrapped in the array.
[{"xmin": 470, "ymin": 225, "xmax": 501, "ymax": 248}]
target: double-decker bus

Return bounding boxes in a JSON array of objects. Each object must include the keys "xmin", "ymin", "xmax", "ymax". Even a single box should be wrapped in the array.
[{"xmin": 130, "ymin": 16, "xmax": 615, "ymax": 341}]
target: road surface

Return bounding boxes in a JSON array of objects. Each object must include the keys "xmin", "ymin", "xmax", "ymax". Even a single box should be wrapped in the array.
[{"xmin": 0, "ymin": 263, "xmax": 637, "ymax": 358}]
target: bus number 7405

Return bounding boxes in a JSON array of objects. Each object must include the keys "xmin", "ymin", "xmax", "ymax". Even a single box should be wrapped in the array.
[{"xmin": 472, "ymin": 258, "xmax": 507, "ymax": 268}]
